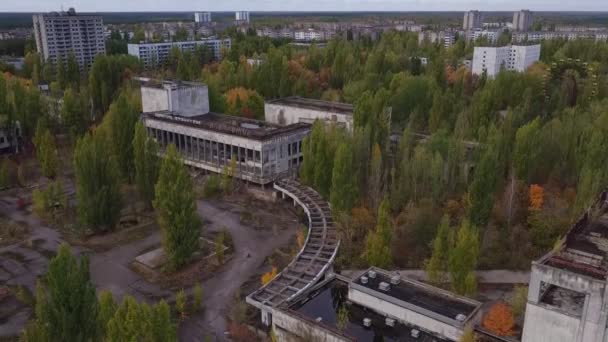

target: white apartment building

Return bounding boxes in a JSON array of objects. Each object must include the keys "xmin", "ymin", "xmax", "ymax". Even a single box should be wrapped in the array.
[
  {"xmin": 194, "ymin": 12, "xmax": 211, "ymax": 24},
  {"xmin": 294, "ymin": 29, "xmax": 321, "ymax": 42},
  {"xmin": 513, "ymin": 10, "xmax": 534, "ymax": 31},
  {"xmin": 472, "ymin": 44, "xmax": 540, "ymax": 78},
  {"xmin": 33, "ymin": 8, "xmax": 105, "ymax": 71},
  {"xmin": 418, "ymin": 31, "xmax": 455, "ymax": 48},
  {"xmin": 128, "ymin": 38, "xmax": 231, "ymax": 68},
  {"xmin": 463, "ymin": 10, "xmax": 483, "ymax": 30},
  {"xmin": 471, "ymin": 29, "xmax": 501, "ymax": 44},
  {"xmin": 235, "ymin": 11, "xmax": 250, "ymax": 23}
]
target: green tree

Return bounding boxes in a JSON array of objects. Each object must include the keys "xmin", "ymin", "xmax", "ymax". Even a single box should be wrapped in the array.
[
  {"xmin": 154, "ymin": 144, "xmax": 201, "ymax": 270},
  {"xmin": 56, "ymin": 55, "xmax": 66, "ymax": 89},
  {"xmin": 193, "ymin": 284, "xmax": 203, "ymax": 312},
  {"xmin": 175, "ymin": 289, "xmax": 187, "ymax": 319},
  {"xmin": 62, "ymin": 88, "xmax": 87, "ymax": 138},
  {"xmin": 35, "ymin": 128, "xmax": 58, "ymax": 179},
  {"xmin": 330, "ymin": 141, "xmax": 358, "ymax": 213},
  {"xmin": 368, "ymin": 143, "xmax": 384, "ymax": 211},
  {"xmin": 468, "ymin": 129, "xmax": 500, "ymax": 229},
  {"xmin": 513, "ymin": 118, "xmax": 541, "ymax": 182},
  {"xmin": 106, "ymin": 92, "xmax": 139, "ymax": 181},
  {"xmin": 426, "ymin": 215, "xmax": 451, "ymax": 285},
  {"xmin": 66, "ymin": 52, "xmax": 80, "ymax": 89},
  {"xmin": 106, "ymin": 296, "xmax": 145, "ymax": 341},
  {"xmin": 365, "ymin": 197, "xmax": 393, "ymax": 268},
  {"xmin": 133, "ymin": 121, "xmax": 160, "ymax": 207},
  {"xmin": 74, "ymin": 129, "xmax": 122, "ymax": 233},
  {"xmin": 23, "ymin": 244, "xmax": 98, "ymax": 342},
  {"xmin": 448, "ymin": 220, "xmax": 479, "ymax": 296},
  {"xmin": 97, "ymin": 291, "xmax": 116, "ymax": 340}
]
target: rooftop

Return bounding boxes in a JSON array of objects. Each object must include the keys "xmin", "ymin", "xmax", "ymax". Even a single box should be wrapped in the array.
[
  {"xmin": 541, "ymin": 190, "xmax": 608, "ymax": 280},
  {"xmin": 143, "ymin": 111, "xmax": 310, "ymax": 141},
  {"xmin": 353, "ymin": 268, "xmax": 480, "ymax": 323},
  {"xmin": 138, "ymin": 78, "xmax": 207, "ymax": 90},
  {"xmin": 267, "ymin": 96, "xmax": 354, "ymax": 115},
  {"xmin": 289, "ymin": 278, "xmax": 450, "ymax": 342}
]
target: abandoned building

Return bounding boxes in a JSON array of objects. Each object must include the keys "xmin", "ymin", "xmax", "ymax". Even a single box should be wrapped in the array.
[
  {"xmin": 264, "ymin": 96, "xmax": 354, "ymax": 131},
  {"xmin": 140, "ymin": 79, "xmax": 310, "ymax": 185},
  {"xmin": 522, "ymin": 189, "xmax": 608, "ymax": 342}
]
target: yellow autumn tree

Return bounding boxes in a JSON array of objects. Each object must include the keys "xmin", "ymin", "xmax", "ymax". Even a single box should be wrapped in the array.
[
  {"xmin": 529, "ymin": 184, "xmax": 544, "ymax": 211},
  {"xmin": 261, "ymin": 266, "xmax": 277, "ymax": 285}
]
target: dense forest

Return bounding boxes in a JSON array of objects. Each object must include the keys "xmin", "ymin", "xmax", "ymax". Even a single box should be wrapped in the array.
[{"xmin": 2, "ymin": 28, "xmax": 608, "ymax": 296}]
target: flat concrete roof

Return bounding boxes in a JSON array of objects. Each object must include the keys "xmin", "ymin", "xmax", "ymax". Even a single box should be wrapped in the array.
[
  {"xmin": 289, "ymin": 278, "xmax": 450, "ymax": 342},
  {"xmin": 266, "ymin": 96, "xmax": 354, "ymax": 115},
  {"xmin": 353, "ymin": 269, "xmax": 479, "ymax": 321},
  {"xmin": 144, "ymin": 111, "xmax": 310, "ymax": 141}
]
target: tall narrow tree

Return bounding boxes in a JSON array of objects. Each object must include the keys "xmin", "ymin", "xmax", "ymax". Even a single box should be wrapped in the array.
[{"xmin": 133, "ymin": 121, "xmax": 160, "ymax": 207}]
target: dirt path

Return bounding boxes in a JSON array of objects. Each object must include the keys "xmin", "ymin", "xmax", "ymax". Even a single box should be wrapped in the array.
[{"xmin": 178, "ymin": 200, "xmax": 297, "ymax": 341}]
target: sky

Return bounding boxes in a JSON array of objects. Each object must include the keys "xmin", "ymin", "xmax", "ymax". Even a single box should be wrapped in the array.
[{"xmin": 3, "ymin": 0, "xmax": 608, "ymax": 12}]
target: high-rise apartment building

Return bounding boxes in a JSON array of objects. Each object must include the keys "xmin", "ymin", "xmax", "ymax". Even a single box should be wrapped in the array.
[
  {"xmin": 127, "ymin": 38, "xmax": 231, "ymax": 68},
  {"xmin": 194, "ymin": 12, "xmax": 211, "ymax": 24},
  {"xmin": 33, "ymin": 8, "xmax": 105, "ymax": 71},
  {"xmin": 463, "ymin": 10, "xmax": 483, "ymax": 30},
  {"xmin": 472, "ymin": 44, "xmax": 540, "ymax": 78},
  {"xmin": 235, "ymin": 11, "xmax": 250, "ymax": 24},
  {"xmin": 513, "ymin": 10, "xmax": 534, "ymax": 31}
]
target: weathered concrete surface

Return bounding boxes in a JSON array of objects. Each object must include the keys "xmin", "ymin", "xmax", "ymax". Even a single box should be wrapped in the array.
[{"xmin": 340, "ymin": 270, "xmax": 531, "ymax": 284}]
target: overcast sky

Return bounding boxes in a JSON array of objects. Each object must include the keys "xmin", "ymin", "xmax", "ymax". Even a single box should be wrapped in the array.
[{"xmin": 3, "ymin": 0, "xmax": 608, "ymax": 12}]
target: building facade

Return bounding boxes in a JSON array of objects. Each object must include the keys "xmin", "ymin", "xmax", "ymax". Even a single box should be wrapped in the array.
[
  {"xmin": 194, "ymin": 12, "xmax": 211, "ymax": 24},
  {"xmin": 235, "ymin": 11, "xmax": 250, "ymax": 24},
  {"xmin": 127, "ymin": 38, "xmax": 231, "ymax": 68},
  {"xmin": 472, "ymin": 44, "xmax": 540, "ymax": 77},
  {"xmin": 463, "ymin": 10, "xmax": 483, "ymax": 30},
  {"xmin": 513, "ymin": 10, "xmax": 534, "ymax": 31},
  {"xmin": 140, "ymin": 80, "xmax": 310, "ymax": 185},
  {"xmin": 265, "ymin": 97, "xmax": 354, "ymax": 131},
  {"xmin": 522, "ymin": 190, "xmax": 608, "ymax": 342},
  {"xmin": 33, "ymin": 8, "xmax": 105, "ymax": 71}
]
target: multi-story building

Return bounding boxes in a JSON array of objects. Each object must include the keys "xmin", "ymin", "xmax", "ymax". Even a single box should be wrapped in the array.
[
  {"xmin": 472, "ymin": 44, "xmax": 540, "ymax": 77},
  {"xmin": 32, "ymin": 8, "xmax": 105, "ymax": 71},
  {"xmin": 127, "ymin": 38, "xmax": 231, "ymax": 68},
  {"xmin": 194, "ymin": 12, "xmax": 211, "ymax": 24},
  {"xmin": 522, "ymin": 190, "xmax": 608, "ymax": 342},
  {"xmin": 294, "ymin": 29, "xmax": 322, "ymax": 42},
  {"xmin": 140, "ymin": 79, "xmax": 310, "ymax": 185},
  {"xmin": 513, "ymin": 30, "xmax": 608, "ymax": 43},
  {"xmin": 265, "ymin": 97, "xmax": 354, "ymax": 131},
  {"xmin": 513, "ymin": 10, "xmax": 534, "ymax": 31},
  {"xmin": 418, "ymin": 30, "xmax": 456, "ymax": 48},
  {"xmin": 463, "ymin": 10, "xmax": 483, "ymax": 30},
  {"xmin": 471, "ymin": 29, "xmax": 501, "ymax": 44},
  {"xmin": 235, "ymin": 11, "xmax": 250, "ymax": 24}
]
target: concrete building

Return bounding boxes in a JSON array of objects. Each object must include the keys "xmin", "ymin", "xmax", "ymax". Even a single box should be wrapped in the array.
[
  {"xmin": 140, "ymin": 80, "xmax": 310, "ymax": 185},
  {"xmin": 235, "ymin": 11, "xmax": 250, "ymax": 24},
  {"xmin": 472, "ymin": 44, "xmax": 540, "ymax": 77},
  {"xmin": 265, "ymin": 97, "xmax": 354, "ymax": 131},
  {"xmin": 271, "ymin": 268, "xmax": 482, "ymax": 341},
  {"xmin": 127, "ymin": 38, "xmax": 231, "ymax": 68},
  {"xmin": 33, "ymin": 8, "xmax": 105, "ymax": 71},
  {"xmin": 513, "ymin": 10, "xmax": 534, "ymax": 32},
  {"xmin": 463, "ymin": 10, "xmax": 483, "ymax": 30},
  {"xmin": 522, "ymin": 190, "xmax": 608, "ymax": 342},
  {"xmin": 294, "ymin": 29, "xmax": 322, "ymax": 42},
  {"xmin": 471, "ymin": 29, "xmax": 501, "ymax": 44},
  {"xmin": 513, "ymin": 30, "xmax": 608, "ymax": 43},
  {"xmin": 194, "ymin": 12, "xmax": 211, "ymax": 24},
  {"xmin": 418, "ymin": 30, "xmax": 456, "ymax": 48}
]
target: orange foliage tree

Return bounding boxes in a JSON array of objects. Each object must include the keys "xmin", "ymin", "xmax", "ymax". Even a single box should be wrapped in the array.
[
  {"xmin": 528, "ymin": 184, "xmax": 544, "ymax": 211},
  {"xmin": 483, "ymin": 302, "xmax": 515, "ymax": 336},
  {"xmin": 261, "ymin": 266, "xmax": 278, "ymax": 285}
]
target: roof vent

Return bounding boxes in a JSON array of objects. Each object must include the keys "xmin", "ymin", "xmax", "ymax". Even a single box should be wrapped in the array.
[
  {"xmin": 363, "ymin": 318, "xmax": 372, "ymax": 327},
  {"xmin": 385, "ymin": 318, "xmax": 395, "ymax": 327},
  {"xmin": 411, "ymin": 329, "xmax": 420, "ymax": 338},
  {"xmin": 360, "ymin": 276, "xmax": 369, "ymax": 284},
  {"xmin": 379, "ymin": 282, "xmax": 390, "ymax": 291},
  {"xmin": 456, "ymin": 313, "xmax": 467, "ymax": 322},
  {"xmin": 390, "ymin": 274, "xmax": 401, "ymax": 285},
  {"xmin": 368, "ymin": 270, "xmax": 377, "ymax": 278}
]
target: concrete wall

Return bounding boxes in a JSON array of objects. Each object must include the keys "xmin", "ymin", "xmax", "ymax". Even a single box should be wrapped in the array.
[
  {"xmin": 272, "ymin": 309, "xmax": 349, "ymax": 342},
  {"xmin": 522, "ymin": 303, "xmax": 581, "ymax": 342},
  {"xmin": 265, "ymin": 103, "xmax": 353, "ymax": 131},
  {"xmin": 168, "ymin": 85, "xmax": 209, "ymax": 117},
  {"xmin": 142, "ymin": 87, "xmax": 169, "ymax": 113},
  {"xmin": 348, "ymin": 286, "xmax": 464, "ymax": 341}
]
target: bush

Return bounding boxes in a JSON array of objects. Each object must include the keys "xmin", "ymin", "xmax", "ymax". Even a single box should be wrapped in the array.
[
  {"xmin": 202, "ymin": 175, "xmax": 222, "ymax": 198},
  {"xmin": 193, "ymin": 284, "xmax": 203, "ymax": 312}
]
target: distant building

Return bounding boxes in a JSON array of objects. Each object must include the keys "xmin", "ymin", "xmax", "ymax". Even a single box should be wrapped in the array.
[
  {"xmin": 127, "ymin": 38, "xmax": 231, "ymax": 68},
  {"xmin": 513, "ymin": 30, "xmax": 608, "ymax": 43},
  {"xmin": 522, "ymin": 190, "xmax": 608, "ymax": 342},
  {"xmin": 471, "ymin": 29, "xmax": 501, "ymax": 44},
  {"xmin": 294, "ymin": 29, "xmax": 322, "ymax": 42},
  {"xmin": 463, "ymin": 10, "xmax": 483, "ymax": 30},
  {"xmin": 194, "ymin": 12, "xmax": 211, "ymax": 24},
  {"xmin": 513, "ymin": 10, "xmax": 534, "ymax": 31},
  {"xmin": 265, "ymin": 97, "xmax": 354, "ymax": 131},
  {"xmin": 140, "ymin": 79, "xmax": 310, "ymax": 185},
  {"xmin": 32, "ymin": 8, "xmax": 105, "ymax": 71},
  {"xmin": 235, "ymin": 11, "xmax": 250, "ymax": 24},
  {"xmin": 418, "ymin": 30, "xmax": 455, "ymax": 48},
  {"xmin": 472, "ymin": 44, "xmax": 540, "ymax": 78}
]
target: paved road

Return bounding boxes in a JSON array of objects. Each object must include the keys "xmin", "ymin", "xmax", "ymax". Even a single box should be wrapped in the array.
[{"xmin": 179, "ymin": 200, "xmax": 298, "ymax": 341}]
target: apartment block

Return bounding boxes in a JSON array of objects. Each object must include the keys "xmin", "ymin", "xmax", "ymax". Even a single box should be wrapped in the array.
[
  {"xmin": 513, "ymin": 10, "xmax": 534, "ymax": 32},
  {"xmin": 33, "ymin": 8, "xmax": 105, "ymax": 71},
  {"xmin": 472, "ymin": 44, "xmax": 540, "ymax": 77},
  {"xmin": 463, "ymin": 10, "xmax": 483, "ymax": 30},
  {"xmin": 127, "ymin": 38, "xmax": 231, "ymax": 68},
  {"xmin": 235, "ymin": 11, "xmax": 250, "ymax": 24},
  {"xmin": 194, "ymin": 12, "xmax": 211, "ymax": 24}
]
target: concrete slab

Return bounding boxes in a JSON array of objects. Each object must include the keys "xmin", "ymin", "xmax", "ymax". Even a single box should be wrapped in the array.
[{"xmin": 134, "ymin": 247, "xmax": 166, "ymax": 270}]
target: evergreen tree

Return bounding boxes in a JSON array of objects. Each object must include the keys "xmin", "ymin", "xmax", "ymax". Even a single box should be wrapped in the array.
[
  {"xmin": 97, "ymin": 291, "xmax": 116, "ymax": 341},
  {"xmin": 36, "ymin": 128, "xmax": 58, "ymax": 179},
  {"xmin": 330, "ymin": 141, "xmax": 358, "ymax": 213},
  {"xmin": 133, "ymin": 121, "xmax": 160, "ymax": 207},
  {"xmin": 74, "ymin": 129, "xmax": 122, "ymax": 232},
  {"xmin": 154, "ymin": 144, "xmax": 201, "ymax": 270}
]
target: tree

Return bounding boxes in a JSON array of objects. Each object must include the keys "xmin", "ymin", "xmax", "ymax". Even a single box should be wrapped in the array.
[
  {"xmin": 510, "ymin": 285, "xmax": 528, "ymax": 321},
  {"xmin": 175, "ymin": 289, "xmax": 188, "ymax": 319},
  {"xmin": 62, "ymin": 88, "xmax": 87, "ymax": 138},
  {"xmin": 56, "ymin": 54, "xmax": 66, "ymax": 89},
  {"xmin": 528, "ymin": 184, "xmax": 544, "ymax": 211},
  {"xmin": 106, "ymin": 92, "xmax": 139, "ymax": 181},
  {"xmin": 261, "ymin": 266, "xmax": 278, "ymax": 285},
  {"xmin": 23, "ymin": 244, "xmax": 98, "ymax": 341},
  {"xmin": 459, "ymin": 326, "xmax": 475, "ymax": 342},
  {"xmin": 74, "ymin": 129, "xmax": 122, "ymax": 233},
  {"xmin": 133, "ymin": 121, "xmax": 160, "ymax": 207},
  {"xmin": 66, "ymin": 52, "xmax": 80, "ymax": 89},
  {"xmin": 468, "ymin": 129, "xmax": 500, "ymax": 229},
  {"xmin": 330, "ymin": 141, "xmax": 358, "ymax": 213},
  {"xmin": 97, "ymin": 291, "xmax": 116, "ymax": 340},
  {"xmin": 365, "ymin": 198, "xmax": 393, "ymax": 268},
  {"xmin": 483, "ymin": 302, "xmax": 515, "ymax": 336},
  {"xmin": 105, "ymin": 296, "xmax": 175, "ymax": 342},
  {"xmin": 154, "ymin": 144, "xmax": 201, "ymax": 270},
  {"xmin": 448, "ymin": 219, "xmax": 479, "ymax": 296},
  {"xmin": 368, "ymin": 143, "xmax": 384, "ymax": 211},
  {"xmin": 426, "ymin": 215, "xmax": 451, "ymax": 285},
  {"xmin": 513, "ymin": 118, "xmax": 541, "ymax": 182},
  {"xmin": 193, "ymin": 284, "xmax": 203, "ymax": 312},
  {"xmin": 34, "ymin": 126, "xmax": 58, "ymax": 178},
  {"xmin": 336, "ymin": 305, "xmax": 349, "ymax": 331}
]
